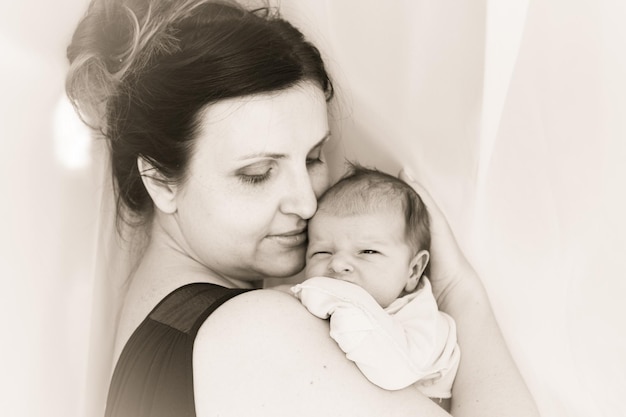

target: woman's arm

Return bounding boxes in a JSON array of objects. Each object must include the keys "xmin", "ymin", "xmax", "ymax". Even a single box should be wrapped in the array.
[
  {"xmin": 193, "ymin": 289, "xmax": 451, "ymax": 417},
  {"xmin": 399, "ymin": 169, "xmax": 540, "ymax": 417}
]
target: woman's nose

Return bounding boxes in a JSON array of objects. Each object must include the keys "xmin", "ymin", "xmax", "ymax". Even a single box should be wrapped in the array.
[{"xmin": 280, "ymin": 168, "xmax": 318, "ymax": 219}]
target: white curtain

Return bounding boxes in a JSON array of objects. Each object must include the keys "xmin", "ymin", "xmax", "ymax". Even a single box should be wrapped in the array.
[
  {"xmin": 280, "ymin": 1, "xmax": 626, "ymax": 416},
  {"xmin": 2, "ymin": 1, "xmax": 624, "ymax": 417}
]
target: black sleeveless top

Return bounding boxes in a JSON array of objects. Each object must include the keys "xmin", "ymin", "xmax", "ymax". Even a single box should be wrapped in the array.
[{"xmin": 104, "ymin": 283, "xmax": 250, "ymax": 417}]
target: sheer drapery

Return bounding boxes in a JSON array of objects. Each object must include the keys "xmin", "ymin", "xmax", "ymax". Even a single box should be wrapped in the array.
[
  {"xmin": 77, "ymin": 1, "xmax": 626, "ymax": 416},
  {"xmin": 3, "ymin": 1, "xmax": 624, "ymax": 417},
  {"xmin": 281, "ymin": 2, "xmax": 626, "ymax": 416}
]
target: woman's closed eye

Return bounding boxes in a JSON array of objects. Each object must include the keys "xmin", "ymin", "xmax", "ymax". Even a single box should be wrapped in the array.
[
  {"xmin": 306, "ymin": 154, "xmax": 324, "ymax": 167},
  {"xmin": 306, "ymin": 136, "xmax": 329, "ymax": 167},
  {"xmin": 239, "ymin": 170, "xmax": 271, "ymax": 184},
  {"xmin": 306, "ymin": 150, "xmax": 324, "ymax": 166},
  {"xmin": 236, "ymin": 162, "xmax": 274, "ymax": 185}
]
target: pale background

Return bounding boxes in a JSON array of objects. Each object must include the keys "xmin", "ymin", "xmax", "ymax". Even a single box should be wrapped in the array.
[{"xmin": 1, "ymin": 1, "xmax": 625, "ymax": 416}]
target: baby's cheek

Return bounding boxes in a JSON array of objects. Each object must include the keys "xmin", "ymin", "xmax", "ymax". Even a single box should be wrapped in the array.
[{"xmin": 304, "ymin": 259, "xmax": 321, "ymax": 278}]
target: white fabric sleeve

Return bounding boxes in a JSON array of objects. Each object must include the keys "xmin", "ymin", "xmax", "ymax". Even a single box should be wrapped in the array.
[{"xmin": 291, "ymin": 276, "xmax": 460, "ymax": 396}]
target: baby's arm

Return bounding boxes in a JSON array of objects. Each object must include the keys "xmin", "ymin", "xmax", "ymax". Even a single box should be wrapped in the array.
[{"xmin": 292, "ymin": 276, "xmax": 458, "ymax": 395}]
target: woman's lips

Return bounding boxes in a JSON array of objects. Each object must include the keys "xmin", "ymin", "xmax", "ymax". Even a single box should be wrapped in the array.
[{"xmin": 267, "ymin": 229, "xmax": 307, "ymax": 248}]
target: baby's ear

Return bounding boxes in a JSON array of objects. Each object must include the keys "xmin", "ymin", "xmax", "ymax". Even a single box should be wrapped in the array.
[
  {"xmin": 405, "ymin": 250, "xmax": 430, "ymax": 292},
  {"xmin": 138, "ymin": 156, "xmax": 178, "ymax": 214}
]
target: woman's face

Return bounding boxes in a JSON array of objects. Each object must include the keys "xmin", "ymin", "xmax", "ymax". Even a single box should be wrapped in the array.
[{"xmin": 173, "ymin": 82, "xmax": 331, "ymax": 282}]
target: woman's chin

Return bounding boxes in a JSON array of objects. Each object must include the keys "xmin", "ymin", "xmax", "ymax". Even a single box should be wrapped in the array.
[{"xmin": 262, "ymin": 252, "xmax": 306, "ymax": 279}]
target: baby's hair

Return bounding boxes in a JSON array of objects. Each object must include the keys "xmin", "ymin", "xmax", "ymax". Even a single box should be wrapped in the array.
[{"xmin": 317, "ymin": 163, "xmax": 430, "ymax": 253}]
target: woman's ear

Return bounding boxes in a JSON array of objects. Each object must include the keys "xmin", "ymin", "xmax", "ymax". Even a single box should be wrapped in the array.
[
  {"xmin": 137, "ymin": 156, "xmax": 178, "ymax": 214},
  {"xmin": 405, "ymin": 250, "xmax": 430, "ymax": 292}
]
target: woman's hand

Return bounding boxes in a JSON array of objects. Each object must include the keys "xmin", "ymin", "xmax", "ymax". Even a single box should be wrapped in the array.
[
  {"xmin": 398, "ymin": 168, "xmax": 480, "ymax": 309},
  {"xmin": 400, "ymin": 168, "xmax": 540, "ymax": 417}
]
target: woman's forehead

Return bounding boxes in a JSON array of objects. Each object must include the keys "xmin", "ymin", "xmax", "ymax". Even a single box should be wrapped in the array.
[{"xmin": 194, "ymin": 83, "xmax": 329, "ymax": 158}]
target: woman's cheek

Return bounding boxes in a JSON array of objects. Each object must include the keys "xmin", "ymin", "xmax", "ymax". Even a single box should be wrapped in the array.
[{"xmin": 311, "ymin": 166, "xmax": 331, "ymax": 198}]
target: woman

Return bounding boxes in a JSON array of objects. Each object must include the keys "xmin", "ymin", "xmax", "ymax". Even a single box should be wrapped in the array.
[{"xmin": 66, "ymin": 1, "xmax": 539, "ymax": 416}]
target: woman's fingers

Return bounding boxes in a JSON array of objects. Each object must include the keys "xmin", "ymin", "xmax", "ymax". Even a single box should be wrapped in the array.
[
  {"xmin": 398, "ymin": 167, "xmax": 450, "ymax": 228},
  {"xmin": 398, "ymin": 166, "xmax": 475, "ymax": 303},
  {"xmin": 398, "ymin": 167, "xmax": 451, "ymax": 238},
  {"xmin": 398, "ymin": 168, "xmax": 435, "ymax": 210}
]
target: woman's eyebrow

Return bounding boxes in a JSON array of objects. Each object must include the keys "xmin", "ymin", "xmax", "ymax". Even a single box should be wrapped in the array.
[
  {"xmin": 237, "ymin": 131, "xmax": 331, "ymax": 160},
  {"xmin": 237, "ymin": 152, "xmax": 287, "ymax": 161}
]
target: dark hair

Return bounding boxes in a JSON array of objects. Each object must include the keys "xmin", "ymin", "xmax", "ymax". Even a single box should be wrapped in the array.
[
  {"xmin": 316, "ymin": 163, "xmax": 431, "ymax": 254},
  {"xmin": 66, "ymin": 0, "xmax": 334, "ymax": 227}
]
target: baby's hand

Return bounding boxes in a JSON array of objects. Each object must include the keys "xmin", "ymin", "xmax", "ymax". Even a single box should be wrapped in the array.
[{"xmin": 291, "ymin": 277, "xmax": 383, "ymax": 320}]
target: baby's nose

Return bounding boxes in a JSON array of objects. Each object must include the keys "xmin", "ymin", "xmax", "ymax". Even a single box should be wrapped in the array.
[{"xmin": 328, "ymin": 255, "xmax": 353, "ymax": 274}]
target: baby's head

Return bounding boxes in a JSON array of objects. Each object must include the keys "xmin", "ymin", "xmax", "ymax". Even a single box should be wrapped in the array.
[{"xmin": 305, "ymin": 164, "xmax": 430, "ymax": 307}]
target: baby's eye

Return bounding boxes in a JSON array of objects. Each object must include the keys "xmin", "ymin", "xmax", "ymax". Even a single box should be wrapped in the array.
[
  {"xmin": 310, "ymin": 251, "xmax": 332, "ymax": 257},
  {"xmin": 360, "ymin": 249, "xmax": 380, "ymax": 255}
]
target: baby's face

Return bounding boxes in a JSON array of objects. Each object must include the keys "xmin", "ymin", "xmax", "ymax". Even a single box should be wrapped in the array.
[{"xmin": 305, "ymin": 207, "xmax": 415, "ymax": 307}]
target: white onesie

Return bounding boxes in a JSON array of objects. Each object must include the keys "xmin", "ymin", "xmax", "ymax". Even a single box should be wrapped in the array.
[{"xmin": 291, "ymin": 276, "xmax": 460, "ymax": 398}]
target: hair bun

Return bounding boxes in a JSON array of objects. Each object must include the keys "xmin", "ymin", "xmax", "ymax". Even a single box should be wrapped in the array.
[
  {"xmin": 65, "ymin": 0, "xmax": 189, "ymax": 133},
  {"xmin": 66, "ymin": 1, "xmax": 124, "ymax": 132}
]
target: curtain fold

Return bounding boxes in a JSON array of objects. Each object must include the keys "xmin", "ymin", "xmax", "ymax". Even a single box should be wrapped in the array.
[
  {"xmin": 279, "ymin": 2, "xmax": 626, "ymax": 417},
  {"xmin": 5, "ymin": 1, "xmax": 622, "ymax": 416}
]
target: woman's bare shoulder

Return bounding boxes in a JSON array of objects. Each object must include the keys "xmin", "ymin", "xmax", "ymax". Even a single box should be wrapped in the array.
[{"xmin": 193, "ymin": 289, "xmax": 448, "ymax": 417}]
